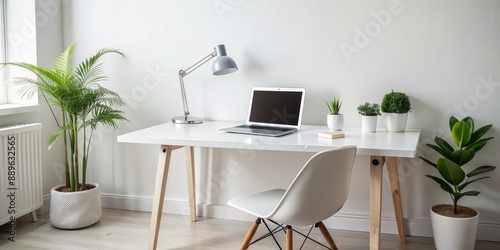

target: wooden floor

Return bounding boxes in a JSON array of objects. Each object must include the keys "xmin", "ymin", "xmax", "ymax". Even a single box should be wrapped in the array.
[{"xmin": 1, "ymin": 209, "xmax": 499, "ymax": 250}]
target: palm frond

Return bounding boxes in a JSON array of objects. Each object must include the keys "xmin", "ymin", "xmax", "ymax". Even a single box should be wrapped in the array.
[
  {"xmin": 52, "ymin": 43, "xmax": 77, "ymax": 75},
  {"xmin": 87, "ymin": 104, "xmax": 127, "ymax": 130},
  {"xmin": 75, "ymin": 48, "xmax": 124, "ymax": 86},
  {"xmin": 80, "ymin": 62, "xmax": 106, "ymax": 86}
]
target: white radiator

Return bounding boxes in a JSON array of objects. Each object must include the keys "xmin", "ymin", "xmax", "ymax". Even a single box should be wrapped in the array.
[{"xmin": 0, "ymin": 123, "xmax": 43, "ymax": 226}]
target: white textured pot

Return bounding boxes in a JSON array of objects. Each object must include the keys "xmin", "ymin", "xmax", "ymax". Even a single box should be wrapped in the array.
[
  {"xmin": 327, "ymin": 114, "xmax": 344, "ymax": 131},
  {"xmin": 361, "ymin": 115, "xmax": 377, "ymax": 133},
  {"xmin": 384, "ymin": 112, "xmax": 408, "ymax": 132},
  {"xmin": 50, "ymin": 183, "xmax": 102, "ymax": 229},
  {"xmin": 430, "ymin": 204, "xmax": 479, "ymax": 250}
]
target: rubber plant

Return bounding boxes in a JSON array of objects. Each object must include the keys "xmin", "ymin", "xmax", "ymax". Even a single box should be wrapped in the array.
[
  {"xmin": 1, "ymin": 43, "xmax": 127, "ymax": 192},
  {"xmin": 420, "ymin": 116, "xmax": 496, "ymax": 214}
]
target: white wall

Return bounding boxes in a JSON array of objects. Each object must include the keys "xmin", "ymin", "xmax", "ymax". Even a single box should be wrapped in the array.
[
  {"xmin": 34, "ymin": 0, "xmax": 65, "ymax": 214},
  {"xmin": 61, "ymin": 0, "xmax": 500, "ymax": 240}
]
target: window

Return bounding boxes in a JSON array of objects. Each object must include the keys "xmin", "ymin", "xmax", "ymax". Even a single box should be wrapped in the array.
[
  {"xmin": 0, "ymin": 0, "xmax": 6, "ymax": 104},
  {"xmin": 0, "ymin": 0, "xmax": 39, "ymax": 115}
]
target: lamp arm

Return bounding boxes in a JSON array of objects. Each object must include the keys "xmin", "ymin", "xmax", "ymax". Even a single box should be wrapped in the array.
[
  {"xmin": 178, "ymin": 70, "xmax": 189, "ymax": 116},
  {"xmin": 178, "ymin": 50, "xmax": 217, "ymax": 117},
  {"xmin": 182, "ymin": 51, "xmax": 217, "ymax": 77}
]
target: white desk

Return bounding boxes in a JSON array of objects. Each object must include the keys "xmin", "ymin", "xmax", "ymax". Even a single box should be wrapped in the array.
[{"xmin": 117, "ymin": 121, "xmax": 420, "ymax": 250}]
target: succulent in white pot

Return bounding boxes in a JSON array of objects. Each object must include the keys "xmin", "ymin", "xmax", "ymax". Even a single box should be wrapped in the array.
[{"xmin": 326, "ymin": 97, "xmax": 343, "ymax": 131}]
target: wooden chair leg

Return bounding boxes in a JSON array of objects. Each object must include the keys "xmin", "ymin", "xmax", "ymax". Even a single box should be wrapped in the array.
[
  {"xmin": 286, "ymin": 225, "xmax": 293, "ymax": 250},
  {"xmin": 317, "ymin": 221, "xmax": 338, "ymax": 250},
  {"xmin": 240, "ymin": 218, "xmax": 261, "ymax": 250}
]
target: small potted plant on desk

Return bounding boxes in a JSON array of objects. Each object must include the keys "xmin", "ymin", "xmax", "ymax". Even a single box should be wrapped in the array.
[
  {"xmin": 381, "ymin": 90, "xmax": 411, "ymax": 132},
  {"xmin": 420, "ymin": 116, "xmax": 495, "ymax": 250},
  {"xmin": 326, "ymin": 97, "xmax": 343, "ymax": 131},
  {"xmin": 2, "ymin": 44, "xmax": 127, "ymax": 229},
  {"xmin": 357, "ymin": 102, "xmax": 381, "ymax": 133}
]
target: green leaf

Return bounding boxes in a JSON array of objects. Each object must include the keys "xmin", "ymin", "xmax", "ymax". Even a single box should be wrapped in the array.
[
  {"xmin": 357, "ymin": 102, "xmax": 381, "ymax": 116},
  {"xmin": 454, "ymin": 192, "xmax": 465, "ymax": 202},
  {"xmin": 467, "ymin": 165, "xmax": 496, "ymax": 178},
  {"xmin": 47, "ymin": 133, "xmax": 59, "ymax": 150},
  {"xmin": 426, "ymin": 143, "xmax": 446, "ymax": 157},
  {"xmin": 434, "ymin": 137, "xmax": 453, "ymax": 158},
  {"xmin": 451, "ymin": 121, "xmax": 471, "ymax": 148},
  {"xmin": 461, "ymin": 191, "xmax": 480, "ymax": 197},
  {"xmin": 52, "ymin": 43, "xmax": 77, "ymax": 74},
  {"xmin": 449, "ymin": 116, "xmax": 459, "ymax": 131},
  {"xmin": 462, "ymin": 117, "xmax": 474, "ymax": 134},
  {"xmin": 47, "ymin": 130, "xmax": 64, "ymax": 150},
  {"xmin": 449, "ymin": 149, "xmax": 472, "ymax": 166},
  {"xmin": 75, "ymin": 48, "xmax": 124, "ymax": 86},
  {"xmin": 426, "ymin": 175, "xmax": 454, "ymax": 194},
  {"xmin": 458, "ymin": 176, "xmax": 490, "ymax": 191},
  {"xmin": 469, "ymin": 124, "xmax": 492, "ymax": 144},
  {"xmin": 325, "ymin": 101, "xmax": 333, "ymax": 114},
  {"xmin": 437, "ymin": 158, "xmax": 465, "ymax": 185},
  {"xmin": 466, "ymin": 137, "xmax": 493, "ymax": 154},
  {"xmin": 419, "ymin": 156, "xmax": 437, "ymax": 168}
]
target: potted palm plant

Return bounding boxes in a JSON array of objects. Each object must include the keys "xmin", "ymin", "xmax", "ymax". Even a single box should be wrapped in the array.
[
  {"xmin": 420, "ymin": 116, "xmax": 495, "ymax": 250},
  {"xmin": 326, "ymin": 97, "xmax": 343, "ymax": 131},
  {"xmin": 1, "ymin": 43, "xmax": 127, "ymax": 229},
  {"xmin": 357, "ymin": 102, "xmax": 381, "ymax": 133},
  {"xmin": 381, "ymin": 90, "xmax": 411, "ymax": 132}
]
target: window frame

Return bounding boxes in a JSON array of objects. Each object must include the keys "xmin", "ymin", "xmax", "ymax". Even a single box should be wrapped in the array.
[
  {"xmin": 0, "ymin": 0, "xmax": 39, "ymax": 116},
  {"xmin": 0, "ymin": 0, "xmax": 7, "ymax": 104}
]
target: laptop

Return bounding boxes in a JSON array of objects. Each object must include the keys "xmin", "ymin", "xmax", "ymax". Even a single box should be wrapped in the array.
[{"xmin": 220, "ymin": 87, "xmax": 305, "ymax": 137}]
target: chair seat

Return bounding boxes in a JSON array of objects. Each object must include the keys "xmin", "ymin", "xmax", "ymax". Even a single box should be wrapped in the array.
[
  {"xmin": 228, "ymin": 189, "xmax": 286, "ymax": 218},
  {"xmin": 227, "ymin": 146, "xmax": 357, "ymax": 249}
]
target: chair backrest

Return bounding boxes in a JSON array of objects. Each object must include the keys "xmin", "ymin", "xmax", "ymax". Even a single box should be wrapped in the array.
[{"xmin": 268, "ymin": 145, "xmax": 357, "ymax": 226}]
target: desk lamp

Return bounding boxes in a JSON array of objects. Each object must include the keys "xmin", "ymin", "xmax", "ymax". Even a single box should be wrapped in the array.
[{"xmin": 172, "ymin": 44, "xmax": 238, "ymax": 124}]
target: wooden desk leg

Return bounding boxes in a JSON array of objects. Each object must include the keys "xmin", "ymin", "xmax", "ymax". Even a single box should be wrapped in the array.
[
  {"xmin": 185, "ymin": 146, "xmax": 197, "ymax": 222},
  {"xmin": 148, "ymin": 145, "xmax": 174, "ymax": 250},
  {"xmin": 370, "ymin": 156, "xmax": 385, "ymax": 250},
  {"xmin": 386, "ymin": 157, "xmax": 406, "ymax": 243}
]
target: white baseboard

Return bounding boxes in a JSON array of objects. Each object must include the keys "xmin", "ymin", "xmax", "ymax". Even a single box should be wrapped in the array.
[{"xmin": 98, "ymin": 193, "xmax": 499, "ymax": 242}]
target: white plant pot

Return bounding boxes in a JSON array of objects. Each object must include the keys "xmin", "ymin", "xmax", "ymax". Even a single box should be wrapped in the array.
[
  {"xmin": 430, "ymin": 205, "xmax": 479, "ymax": 250},
  {"xmin": 361, "ymin": 115, "xmax": 377, "ymax": 133},
  {"xmin": 384, "ymin": 112, "xmax": 408, "ymax": 132},
  {"xmin": 327, "ymin": 114, "xmax": 344, "ymax": 131},
  {"xmin": 50, "ymin": 183, "xmax": 102, "ymax": 229}
]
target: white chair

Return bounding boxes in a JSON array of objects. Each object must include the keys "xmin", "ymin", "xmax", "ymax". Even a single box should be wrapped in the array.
[{"xmin": 227, "ymin": 145, "xmax": 357, "ymax": 250}]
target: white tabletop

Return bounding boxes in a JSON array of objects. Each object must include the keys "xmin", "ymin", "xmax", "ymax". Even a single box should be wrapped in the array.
[{"xmin": 117, "ymin": 121, "xmax": 421, "ymax": 158}]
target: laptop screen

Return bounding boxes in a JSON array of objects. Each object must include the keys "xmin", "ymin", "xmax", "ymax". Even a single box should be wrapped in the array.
[{"xmin": 247, "ymin": 88, "xmax": 305, "ymax": 128}]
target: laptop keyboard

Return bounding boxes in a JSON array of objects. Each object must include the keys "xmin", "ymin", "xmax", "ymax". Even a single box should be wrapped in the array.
[{"xmin": 238, "ymin": 125, "xmax": 293, "ymax": 132}]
